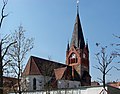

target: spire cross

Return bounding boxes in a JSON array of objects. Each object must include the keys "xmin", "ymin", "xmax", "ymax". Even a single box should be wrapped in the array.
[{"xmin": 77, "ymin": 0, "xmax": 79, "ymax": 14}]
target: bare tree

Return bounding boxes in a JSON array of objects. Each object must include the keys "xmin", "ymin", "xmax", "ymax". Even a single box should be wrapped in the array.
[
  {"xmin": 0, "ymin": 0, "xmax": 17, "ymax": 94},
  {"xmin": 109, "ymin": 34, "xmax": 120, "ymax": 71},
  {"xmin": 0, "ymin": 0, "xmax": 8, "ymax": 92},
  {"xmin": 94, "ymin": 44, "xmax": 119, "ymax": 90},
  {"xmin": 7, "ymin": 25, "xmax": 34, "ymax": 94},
  {"xmin": 0, "ymin": 0, "xmax": 9, "ymax": 29},
  {"xmin": 111, "ymin": 35, "xmax": 120, "ymax": 58}
]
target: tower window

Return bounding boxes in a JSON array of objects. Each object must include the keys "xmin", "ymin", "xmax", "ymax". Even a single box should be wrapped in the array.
[
  {"xmin": 83, "ymin": 53, "xmax": 86, "ymax": 58},
  {"xmin": 33, "ymin": 78, "xmax": 36, "ymax": 90},
  {"xmin": 71, "ymin": 53, "xmax": 76, "ymax": 58},
  {"xmin": 69, "ymin": 53, "xmax": 78, "ymax": 64}
]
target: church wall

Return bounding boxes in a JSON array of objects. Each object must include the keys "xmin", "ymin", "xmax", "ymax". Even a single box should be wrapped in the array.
[
  {"xmin": 22, "ymin": 75, "xmax": 52, "ymax": 91},
  {"xmin": 57, "ymin": 80, "xmax": 81, "ymax": 89}
]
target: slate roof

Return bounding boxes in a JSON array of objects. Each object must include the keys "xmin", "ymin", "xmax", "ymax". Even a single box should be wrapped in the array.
[
  {"xmin": 54, "ymin": 66, "xmax": 72, "ymax": 80},
  {"xmin": 70, "ymin": 13, "xmax": 85, "ymax": 49},
  {"xmin": 22, "ymin": 56, "xmax": 67, "ymax": 77},
  {"xmin": 54, "ymin": 67, "xmax": 67, "ymax": 80}
]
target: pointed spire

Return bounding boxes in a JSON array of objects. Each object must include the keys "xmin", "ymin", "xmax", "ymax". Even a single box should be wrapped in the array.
[
  {"xmin": 70, "ymin": 0, "xmax": 85, "ymax": 49},
  {"xmin": 86, "ymin": 39, "xmax": 89, "ymax": 52},
  {"xmin": 67, "ymin": 41, "xmax": 70, "ymax": 51}
]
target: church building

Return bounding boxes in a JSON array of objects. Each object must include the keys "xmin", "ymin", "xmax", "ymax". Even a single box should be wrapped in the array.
[{"xmin": 22, "ymin": 2, "xmax": 91, "ymax": 91}]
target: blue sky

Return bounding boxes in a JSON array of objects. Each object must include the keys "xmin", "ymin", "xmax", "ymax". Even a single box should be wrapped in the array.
[{"xmin": 0, "ymin": 0, "xmax": 120, "ymax": 82}]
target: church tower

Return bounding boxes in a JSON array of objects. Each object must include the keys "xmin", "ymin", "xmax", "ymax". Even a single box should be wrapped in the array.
[{"xmin": 66, "ymin": 1, "xmax": 91, "ymax": 86}]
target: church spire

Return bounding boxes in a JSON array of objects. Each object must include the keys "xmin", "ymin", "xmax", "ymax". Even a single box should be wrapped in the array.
[
  {"xmin": 67, "ymin": 41, "xmax": 70, "ymax": 51},
  {"xmin": 70, "ymin": 0, "xmax": 85, "ymax": 49}
]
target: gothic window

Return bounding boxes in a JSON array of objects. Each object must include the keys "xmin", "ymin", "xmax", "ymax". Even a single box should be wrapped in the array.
[
  {"xmin": 33, "ymin": 78, "xmax": 36, "ymax": 90},
  {"xmin": 67, "ymin": 83, "xmax": 69, "ymax": 87},
  {"xmin": 69, "ymin": 53, "xmax": 78, "ymax": 64}
]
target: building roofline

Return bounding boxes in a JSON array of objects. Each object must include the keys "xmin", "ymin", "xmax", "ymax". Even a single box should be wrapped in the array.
[{"xmin": 30, "ymin": 55, "xmax": 66, "ymax": 66}]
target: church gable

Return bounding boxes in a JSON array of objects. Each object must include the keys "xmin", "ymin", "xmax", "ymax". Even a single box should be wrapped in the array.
[
  {"xmin": 66, "ymin": 46, "xmax": 81, "ymax": 65},
  {"xmin": 22, "ymin": 56, "xmax": 41, "ymax": 76}
]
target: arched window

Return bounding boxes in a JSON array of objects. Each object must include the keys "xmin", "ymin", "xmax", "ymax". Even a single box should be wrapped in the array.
[
  {"xmin": 33, "ymin": 78, "xmax": 36, "ymax": 90},
  {"xmin": 69, "ymin": 53, "xmax": 78, "ymax": 64}
]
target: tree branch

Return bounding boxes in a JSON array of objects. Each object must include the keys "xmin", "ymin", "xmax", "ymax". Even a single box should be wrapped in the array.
[
  {"xmin": 97, "ymin": 77, "xmax": 103, "ymax": 82},
  {"xmin": 93, "ymin": 65, "xmax": 103, "ymax": 73},
  {"xmin": 113, "ymin": 66, "xmax": 120, "ymax": 71},
  {"xmin": 105, "ymin": 66, "xmax": 113, "ymax": 75},
  {"xmin": 2, "ymin": 41, "xmax": 17, "ymax": 61},
  {"xmin": 3, "ymin": 59, "xmax": 11, "ymax": 67},
  {"xmin": 0, "ymin": 0, "xmax": 8, "ymax": 29},
  {"xmin": 95, "ymin": 53, "xmax": 103, "ymax": 67}
]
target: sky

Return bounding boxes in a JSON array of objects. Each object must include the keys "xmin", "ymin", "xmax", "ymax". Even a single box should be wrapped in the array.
[{"xmin": 0, "ymin": 0, "xmax": 120, "ymax": 82}]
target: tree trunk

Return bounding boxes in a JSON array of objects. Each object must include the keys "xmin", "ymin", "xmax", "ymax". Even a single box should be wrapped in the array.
[
  {"xmin": 103, "ymin": 74, "xmax": 105, "ymax": 89},
  {"xmin": 18, "ymin": 76, "xmax": 21, "ymax": 94},
  {"xmin": 18, "ymin": 60, "xmax": 21, "ymax": 94},
  {"xmin": 0, "ymin": 42, "xmax": 3, "ymax": 94},
  {"xmin": 103, "ymin": 52, "xmax": 106, "ymax": 90}
]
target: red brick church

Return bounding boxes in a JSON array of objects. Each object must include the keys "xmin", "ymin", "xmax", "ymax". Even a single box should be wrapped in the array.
[{"xmin": 22, "ymin": 2, "xmax": 91, "ymax": 90}]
